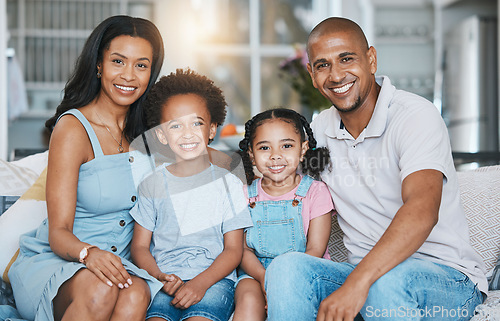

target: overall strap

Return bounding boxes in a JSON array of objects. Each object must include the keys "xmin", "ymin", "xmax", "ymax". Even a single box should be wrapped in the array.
[
  {"xmin": 247, "ymin": 178, "xmax": 260, "ymax": 199},
  {"xmin": 57, "ymin": 109, "xmax": 104, "ymax": 158},
  {"xmin": 295, "ymin": 175, "xmax": 314, "ymax": 198}
]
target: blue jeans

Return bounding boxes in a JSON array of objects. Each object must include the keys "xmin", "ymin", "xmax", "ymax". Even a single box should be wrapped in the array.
[
  {"xmin": 147, "ymin": 278, "xmax": 235, "ymax": 321},
  {"xmin": 265, "ymin": 253, "xmax": 483, "ymax": 321},
  {"xmin": 245, "ymin": 176, "xmax": 312, "ymax": 258}
]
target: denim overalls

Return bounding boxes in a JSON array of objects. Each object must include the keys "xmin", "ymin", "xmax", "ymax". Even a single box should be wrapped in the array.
[{"xmin": 244, "ymin": 175, "xmax": 314, "ymax": 270}]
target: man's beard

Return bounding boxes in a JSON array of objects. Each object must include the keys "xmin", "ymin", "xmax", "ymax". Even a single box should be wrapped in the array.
[{"xmin": 333, "ymin": 96, "xmax": 362, "ymax": 113}]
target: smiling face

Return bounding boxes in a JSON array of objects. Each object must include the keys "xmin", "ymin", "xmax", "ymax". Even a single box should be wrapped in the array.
[
  {"xmin": 306, "ymin": 29, "xmax": 377, "ymax": 114},
  {"xmin": 97, "ymin": 35, "xmax": 153, "ymax": 107},
  {"xmin": 250, "ymin": 119, "xmax": 308, "ymax": 189},
  {"xmin": 156, "ymin": 93, "xmax": 216, "ymax": 163}
]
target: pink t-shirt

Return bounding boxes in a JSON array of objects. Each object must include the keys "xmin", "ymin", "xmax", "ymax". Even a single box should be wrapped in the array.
[{"xmin": 244, "ymin": 176, "xmax": 335, "ymax": 259}]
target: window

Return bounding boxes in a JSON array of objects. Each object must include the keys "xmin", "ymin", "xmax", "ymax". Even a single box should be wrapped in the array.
[
  {"xmin": 6, "ymin": 0, "xmax": 155, "ymax": 115},
  {"xmin": 7, "ymin": 0, "xmax": 337, "ymax": 122},
  {"xmin": 159, "ymin": 0, "xmax": 337, "ymax": 124}
]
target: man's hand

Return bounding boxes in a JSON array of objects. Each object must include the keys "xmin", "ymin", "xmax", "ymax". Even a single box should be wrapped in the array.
[{"xmin": 316, "ymin": 281, "xmax": 369, "ymax": 321}]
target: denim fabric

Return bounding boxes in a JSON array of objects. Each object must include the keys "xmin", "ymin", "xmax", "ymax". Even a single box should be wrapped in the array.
[
  {"xmin": 147, "ymin": 278, "xmax": 235, "ymax": 321},
  {"xmin": 238, "ymin": 176, "xmax": 313, "ymax": 283},
  {"xmin": 245, "ymin": 176, "xmax": 313, "ymax": 260},
  {"xmin": 266, "ymin": 252, "xmax": 483, "ymax": 321}
]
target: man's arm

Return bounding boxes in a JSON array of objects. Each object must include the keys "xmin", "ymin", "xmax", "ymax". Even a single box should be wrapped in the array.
[{"xmin": 316, "ymin": 169, "xmax": 443, "ymax": 321}]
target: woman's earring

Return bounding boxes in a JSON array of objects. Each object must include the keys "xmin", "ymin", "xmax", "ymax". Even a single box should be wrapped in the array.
[{"xmin": 96, "ymin": 71, "xmax": 102, "ymax": 78}]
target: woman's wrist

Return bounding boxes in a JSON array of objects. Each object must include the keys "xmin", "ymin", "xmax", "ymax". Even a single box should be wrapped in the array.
[{"xmin": 79, "ymin": 245, "xmax": 98, "ymax": 264}]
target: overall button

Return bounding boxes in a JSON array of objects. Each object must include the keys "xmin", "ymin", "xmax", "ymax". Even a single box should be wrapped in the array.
[
  {"xmin": 131, "ymin": 195, "xmax": 137, "ymax": 202},
  {"xmin": 111, "ymin": 246, "xmax": 117, "ymax": 252},
  {"xmin": 119, "ymin": 220, "xmax": 125, "ymax": 227},
  {"xmin": 129, "ymin": 156, "xmax": 134, "ymax": 163}
]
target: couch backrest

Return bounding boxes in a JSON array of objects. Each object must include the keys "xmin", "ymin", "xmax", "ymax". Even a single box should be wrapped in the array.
[
  {"xmin": 328, "ymin": 215, "xmax": 348, "ymax": 262},
  {"xmin": 328, "ymin": 165, "xmax": 500, "ymax": 273}
]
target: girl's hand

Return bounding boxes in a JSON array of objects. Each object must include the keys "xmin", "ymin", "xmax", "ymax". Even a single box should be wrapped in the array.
[
  {"xmin": 171, "ymin": 279, "xmax": 209, "ymax": 309},
  {"xmin": 159, "ymin": 273, "xmax": 184, "ymax": 296},
  {"xmin": 84, "ymin": 247, "xmax": 133, "ymax": 289}
]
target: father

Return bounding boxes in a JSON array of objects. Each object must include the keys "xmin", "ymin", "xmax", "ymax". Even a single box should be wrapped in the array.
[{"xmin": 265, "ymin": 17, "xmax": 487, "ymax": 321}]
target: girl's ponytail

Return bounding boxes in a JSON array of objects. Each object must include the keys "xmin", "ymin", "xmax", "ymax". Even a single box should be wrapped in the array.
[
  {"xmin": 299, "ymin": 114, "xmax": 331, "ymax": 179},
  {"xmin": 238, "ymin": 118, "xmax": 257, "ymax": 185}
]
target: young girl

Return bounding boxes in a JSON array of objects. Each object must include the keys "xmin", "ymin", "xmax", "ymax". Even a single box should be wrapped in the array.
[
  {"xmin": 130, "ymin": 69, "xmax": 253, "ymax": 321},
  {"xmin": 233, "ymin": 108, "xmax": 334, "ymax": 321}
]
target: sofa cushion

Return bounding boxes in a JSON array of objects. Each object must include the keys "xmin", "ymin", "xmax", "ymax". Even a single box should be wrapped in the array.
[
  {"xmin": 0, "ymin": 151, "xmax": 48, "ymax": 196},
  {"xmin": 0, "ymin": 167, "xmax": 47, "ymax": 282},
  {"xmin": 457, "ymin": 165, "xmax": 500, "ymax": 274},
  {"xmin": 328, "ymin": 214, "xmax": 348, "ymax": 262}
]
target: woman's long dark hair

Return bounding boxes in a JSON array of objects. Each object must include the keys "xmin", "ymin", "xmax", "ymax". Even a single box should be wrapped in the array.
[
  {"xmin": 45, "ymin": 15, "xmax": 165, "ymax": 142},
  {"xmin": 238, "ymin": 107, "xmax": 331, "ymax": 185}
]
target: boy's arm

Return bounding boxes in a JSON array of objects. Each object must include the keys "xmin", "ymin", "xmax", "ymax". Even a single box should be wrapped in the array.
[
  {"xmin": 130, "ymin": 222, "xmax": 163, "ymax": 279},
  {"xmin": 131, "ymin": 222, "xmax": 184, "ymax": 295},
  {"xmin": 305, "ymin": 211, "xmax": 332, "ymax": 258},
  {"xmin": 170, "ymin": 229, "xmax": 244, "ymax": 309}
]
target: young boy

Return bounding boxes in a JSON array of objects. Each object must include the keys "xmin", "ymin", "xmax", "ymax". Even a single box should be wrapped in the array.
[{"xmin": 130, "ymin": 68, "xmax": 253, "ymax": 321}]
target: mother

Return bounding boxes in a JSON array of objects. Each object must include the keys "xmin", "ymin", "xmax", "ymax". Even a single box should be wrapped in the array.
[{"xmin": 9, "ymin": 15, "xmax": 165, "ymax": 321}]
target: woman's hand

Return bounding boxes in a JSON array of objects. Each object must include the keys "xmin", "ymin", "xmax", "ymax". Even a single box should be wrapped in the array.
[
  {"xmin": 83, "ymin": 247, "xmax": 133, "ymax": 289},
  {"xmin": 170, "ymin": 278, "xmax": 209, "ymax": 309},
  {"xmin": 159, "ymin": 273, "xmax": 184, "ymax": 296}
]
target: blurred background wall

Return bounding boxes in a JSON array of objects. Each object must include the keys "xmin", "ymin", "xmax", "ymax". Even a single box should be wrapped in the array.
[{"xmin": 0, "ymin": 0, "xmax": 498, "ymax": 167}]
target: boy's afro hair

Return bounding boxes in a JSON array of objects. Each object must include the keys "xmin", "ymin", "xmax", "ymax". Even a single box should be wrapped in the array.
[{"xmin": 143, "ymin": 68, "xmax": 227, "ymax": 129}]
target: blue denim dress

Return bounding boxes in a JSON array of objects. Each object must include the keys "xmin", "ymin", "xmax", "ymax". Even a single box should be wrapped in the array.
[
  {"xmin": 8, "ymin": 109, "xmax": 162, "ymax": 321},
  {"xmin": 244, "ymin": 175, "xmax": 314, "ymax": 271}
]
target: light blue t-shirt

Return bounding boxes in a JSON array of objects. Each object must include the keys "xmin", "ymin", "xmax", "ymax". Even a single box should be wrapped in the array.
[{"xmin": 130, "ymin": 164, "xmax": 252, "ymax": 281}]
